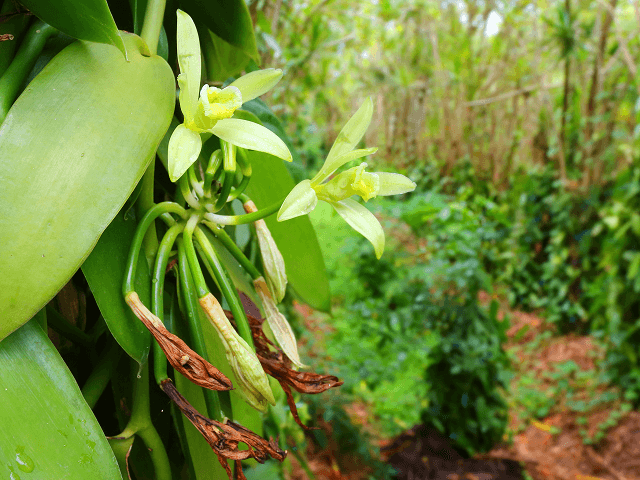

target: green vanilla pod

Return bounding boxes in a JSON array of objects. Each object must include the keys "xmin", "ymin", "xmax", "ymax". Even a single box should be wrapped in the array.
[{"xmin": 0, "ymin": 33, "xmax": 175, "ymax": 339}]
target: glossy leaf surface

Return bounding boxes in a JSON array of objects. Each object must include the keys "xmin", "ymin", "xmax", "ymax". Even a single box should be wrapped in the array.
[
  {"xmin": 82, "ymin": 209, "xmax": 152, "ymax": 365},
  {"xmin": 20, "ymin": 0, "xmax": 126, "ymax": 55},
  {"xmin": 0, "ymin": 33, "xmax": 175, "ymax": 339},
  {"xmin": 244, "ymin": 150, "xmax": 331, "ymax": 312},
  {"xmin": 179, "ymin": 0, "xmax": 258, "ymax": 60},
  {"xmin": 201, "ymin": 29, "xmax": 250, "ymax": 83},
  {"xmin": 0, "ymin": 320, "xmax": 122, "ymax": 479}
]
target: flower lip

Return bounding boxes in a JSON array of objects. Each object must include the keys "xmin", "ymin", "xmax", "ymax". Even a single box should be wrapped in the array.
[{"xmin": 198, "ymin": 85, "xmax": 242, "ymax": 124}]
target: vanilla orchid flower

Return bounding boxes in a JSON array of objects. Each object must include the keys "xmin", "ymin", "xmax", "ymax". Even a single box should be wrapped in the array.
[
  {"xmin": 277, "ymin": 98, "xmax": 416, "ymax": 258},
  {"xmin": 168, "ymin": 10, "xmax": 292, "ymax": 182}
]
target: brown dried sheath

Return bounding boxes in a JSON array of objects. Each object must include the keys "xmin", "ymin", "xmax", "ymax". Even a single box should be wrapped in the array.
[
  {"xmin": 126, "ymin": 292, "xmax": 232, "ymax": 390},
  {"xmin": 225, "ymin": 309, "xmax": 343, "ymax": 428},
  {"xmin": 161, "ymin": 379, "xmax": 286, "ymax": 480}
]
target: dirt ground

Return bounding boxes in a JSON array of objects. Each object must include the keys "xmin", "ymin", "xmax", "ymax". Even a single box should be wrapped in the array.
[{"xmin": 288, "ymin": 297, "xmax": 640, "ymax": 480}]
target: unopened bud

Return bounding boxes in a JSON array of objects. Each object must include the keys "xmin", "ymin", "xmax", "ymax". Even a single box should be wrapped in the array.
[
  {"xmin": 244, "ymin": 200, "xmax": 287, "ymax": 302},
  {"xmin": 254, "ymin": 277, "xmax": 305, "ymax": 369},
  {"xmin": 199, "ymin": 293, "xmax": 275, "ymax": 412}
]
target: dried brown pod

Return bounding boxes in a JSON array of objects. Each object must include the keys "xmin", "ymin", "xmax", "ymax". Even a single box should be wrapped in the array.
[
  {"xmin": 225, "ymin": 309, "xmax": 343, "ymax": 429},
  {"xmin": 160, "ymin": 379, "xmax": 286, "ymax": 480},
  {"xmin": 125, "ymin": 292, "xmax": 233, "ymax": 391}
]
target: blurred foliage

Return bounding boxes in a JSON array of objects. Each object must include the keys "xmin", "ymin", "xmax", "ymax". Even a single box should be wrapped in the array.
[
  {"xmin": 310, "ymin": 190, "xmax": 512, "ymax": 455},
  {"xmin": 496, "ymin": 166, "xmax": 603, "ymax": 332},
  {"xmin": 588, "ymin": 166, "xmax": 640, "ymax": 403},
  {"xmin": 398, "ymin": 193, "xmax": 512, "ymax": 455},
  {"xmin": 256, "ymin": 0, "xmax": 640, "ymax": 188},
  {"xmin": 244, "ymin": 0, "xmax": 640, "ymax": 461}
]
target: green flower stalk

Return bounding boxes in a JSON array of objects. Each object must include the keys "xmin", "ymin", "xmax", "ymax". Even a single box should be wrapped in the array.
[
  {"xmin": 169, "ymin": 10, "xmax": 292, "ymax": 182},
  {"xmin": 199, "ymin": 293, "xmax": 275, "ymax": 412},
  {"xmin": 243, "ymin": 199, "xmax": 287, "ymax": 302},
  {"xmin": 277, "ymin": 98, "xmax": 416, "ymax": 258}
]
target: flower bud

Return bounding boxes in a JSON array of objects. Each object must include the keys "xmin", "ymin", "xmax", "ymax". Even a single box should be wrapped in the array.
[
  {"xmin": 199, "ymin": 293, "xmax": 275, "ymax": 412},
  {"xmin": 244, "ymin": 200, "xmax": 287, "ymax": 302},
  {"xmin": 254, "ymin": 277, "xmax": 305, "ymax": 369}
]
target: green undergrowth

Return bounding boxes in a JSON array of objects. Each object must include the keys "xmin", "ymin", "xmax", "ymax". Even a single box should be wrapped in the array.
[{"xmin": 306, "ymin": 192, "xmax": 512, "ymax": 455}]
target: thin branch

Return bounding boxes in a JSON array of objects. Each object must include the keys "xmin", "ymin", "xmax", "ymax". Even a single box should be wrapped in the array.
[{"xmin": 465, "ymin": 83, "xmax": 562, "ymax": 107}]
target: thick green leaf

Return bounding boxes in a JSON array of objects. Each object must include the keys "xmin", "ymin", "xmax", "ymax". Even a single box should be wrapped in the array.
[
  {"xmin": 201, "ymin": 28, "xmax": 250, "ymax": 83},
  {"xmin": 244, "ymin": 151, "xmax": 331, "ymax": 312},
  {"xmin": 20, "ymin": 0, "xmax": 126, "ymax": 56},
  {"xmin": 0, "ymin": 33, "xmax": 175, "ymax": 340},
  {"xmin": 82, "ymin": 208, "xmax": 152, "ymax": 365},
  {"xmin": 178, "ymin": 0, "xmax": 258, "ymax": 61},
  {"xmin": 241, "ymin": 99, "xmax": 306, "ymax": 182},
  {"xmin": 0, "ymin": 320, "xmax": 122, "ymax": 479}
]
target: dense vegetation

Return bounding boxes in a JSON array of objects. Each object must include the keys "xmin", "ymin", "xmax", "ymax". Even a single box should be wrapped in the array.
[{"xmin": 251, "ymin": 0, "xmax": 640, "ymax": 467}]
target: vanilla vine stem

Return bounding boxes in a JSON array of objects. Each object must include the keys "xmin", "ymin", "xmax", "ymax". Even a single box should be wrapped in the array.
[
  {"xmin": 137, "ymin": 0, "xmax": 167, "ymax": 267},
  {"xmin": 151, "ymin": 222, "xmax": 184, "ymax": 384},
  {"xmin": 204, "ymin": 198, "xmax": 284, "ymax": 225},
  {"xmin": 140, "ymin": 0, "xmax": 166, "ymax": 56},
  {"xmin": 123, "ymin": 202, "xmax": 188, "ymax": 297}
]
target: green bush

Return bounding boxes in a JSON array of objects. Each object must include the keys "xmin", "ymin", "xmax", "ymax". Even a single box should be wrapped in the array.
[
  {"xmin": 399, "ymin": 193, "xmax": 512, "ymax": 455},
  {"xmin": 498, "ymin": 167, "xmax": 602, "ymax": 333},
  {"xmin": 588, "ymin": 166, "xmax": 640, "ymax": 403}
]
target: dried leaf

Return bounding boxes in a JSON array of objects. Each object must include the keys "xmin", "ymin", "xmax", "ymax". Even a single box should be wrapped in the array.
[
  {"xmin": 125, "ymin": 292, "xmax": 232, "ymax": 390},
  {"xmin": 161, "ymin": 379, "xmax": 286, "ymax": 480}
]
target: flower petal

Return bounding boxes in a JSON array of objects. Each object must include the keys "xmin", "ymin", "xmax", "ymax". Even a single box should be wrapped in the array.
[
  {"xmin": 331, "ymin": 198, "xmax": 385, "ymax": 259},
  {"xmin": 320, "ymin": 98, "xmax": 373, "ymax": 179},
  {"xmin": 168, "ymin": 124, "xmax": 202, "ymax": 182},
  {"xmin": 277, "ymin": 180, "xmax": 318, "ymax": 221},
  {"xmin": 311, "ymin": 147, "xmax": 378, "ymax": 185},
  {"xmin": 375, "ymin": 172, "xmax": 417, "ymax": 196},
  {"xmin": 177, "ymin": 10, "xmax": 201, "ymax": 124},
  {"xmin": 229, "ymin": 68, "xmax": 283, "ymax": 103},
  {"xmin": 210, "ymin": 118, "xmax": 292, "ymax": 162}
]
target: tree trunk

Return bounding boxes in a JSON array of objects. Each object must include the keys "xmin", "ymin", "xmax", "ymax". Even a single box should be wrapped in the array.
[
  {"xmin": 583, "ymin": 0, "xmax": 617, "ymax": 189},
  {"xmin": 558, "ymin": 0, "xmax": 574, "ymax": 184}
]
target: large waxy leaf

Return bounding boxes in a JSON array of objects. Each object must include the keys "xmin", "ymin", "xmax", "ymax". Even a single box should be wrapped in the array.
[
  {"xmin": 0, "ymin": 320, "xmax": 122, "ymax": 479},
  {"xmin": 82, "ymin": 208, "xmax": 152, "ymax": 365},
  {"xmin": 244, "ymin": 151, "xmax": 331, "ymax": 312},
  {"xmin": 242, "ymin": 99, "xmax": 303, "ymax": 169},
  {"xmin": 19, "ymin": 0, "xmax": 126, "ymax": 56},
  {"xmin": 0, "ymin": 33, "xmax": 175, "ymax": 340},
  {"xmin": 201, "ymin": 29, "xmax": 250, "ymax": 83},
  {"xmin": 178, "ymin": 0, "xmax": 258, "ymax": 61}
]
